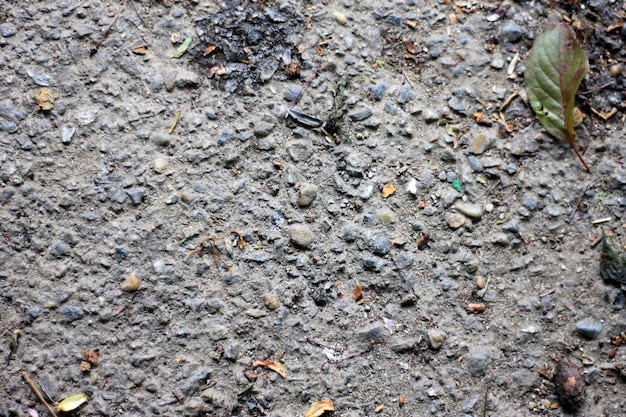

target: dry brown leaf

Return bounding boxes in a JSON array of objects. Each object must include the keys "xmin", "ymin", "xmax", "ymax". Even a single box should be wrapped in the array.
[
  {"xmin": 304, "ymin": 400, "xmax": 335, "ymax": 417},
  {"xmin": 316, "ymin": 44, "xmax": 324, "ymax": 56},
  {"xmin": 79, "ymin": 361, "xmax": 91, "ymax": 372},
  {"xmin": 207, "ymin": 65, "xmax": 226, "ymax": 79},
  {"xmin": 465, "ymin": 303, "xmax": 486, "ymax": 314},
  {"xmin": 405, "ymin": 39, "xmax": 416, "ymax": 54},
  {"xmin": 203, "ymin": 45, "xmax": 216, "ymax": 56},
  {"xmin": 449, "ymin": 13, "xmax": 458, "ymax": 24},
  {"xmin": 381, "ymin": 183, "xmax": 396, "ymax": 198},
  {"xmin": 252, "ymin": 360, "xmax": 286, "ymax": 379},
  {"xmin": 398, "ymin": 394, "xmax": 405, "ymax": 407},
  {"xmin": 35, "ymin": 88, "xmax": 54, "ymax": 111},
  {"xmin": 131, "ymin": 46, "xmax": 146, "ymax": 55},
  {"xmin": 351, "ymin": 284, "xmax": 362, "ymax": 301}
]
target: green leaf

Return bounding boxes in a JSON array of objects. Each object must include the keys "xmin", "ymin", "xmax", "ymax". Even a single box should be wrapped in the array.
[
  {"xmin": 524, "ymin": 22, "xmax": 590, "ymax": 172},
  {"xmin": 171, "ymin": 36, "xmax": 192, "ymax": 58}
]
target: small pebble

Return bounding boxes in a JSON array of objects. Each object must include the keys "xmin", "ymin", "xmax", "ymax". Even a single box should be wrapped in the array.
[
  {"xmin": 369, "ymin": 83, "xmax": 387, "ymax": 101},
  {"xmin": 349, "ymin": 107, "xmax": 373, "ymax": 121},
  {"xmin": 454, "ymin": 202, "xmax": 484, "ymax": 219},
  {"xmin": 332, "ymin": 11, "xmax": 347, "ymax": 25},
  {"xmin": 126, "ymin": 188, "xmax": 146, "ymax": 205},
  {"xmin": 154, "ymin": 158, "xmax": 168, "ymax": 173},
  {"xmin": 575, "ymin": 320, "xmax": 603, "ymax": 340},
  {"xmin": 427, "ymin": 329, "xmax": 445, "ymax": 349},
  {"xmin": 465, "ymin": 347, "xmax": 490, "ymax": 376},
  {"xmin": 298, "ymin": 183, "xmax": 318, "ymax": 207},
  {"xmin": 61, "ymin": 306, "xmax": 84, "ymax": 323},
  {"xmin": 290, "ymin": 224, "xmax": 314, "ymax": 248},
  {"xmin": 49, "ymin": 240, "xmax": 70, "ymax": 257},
  {"xmin": 372, "ymin": 237, "xmax": 391, "ymax": 256},
  {"xmin": 446, "ymin": 213, "xmax": 466, "ymax": 229}
]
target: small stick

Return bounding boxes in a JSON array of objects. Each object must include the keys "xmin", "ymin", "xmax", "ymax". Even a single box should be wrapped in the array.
[
  {"xmin": 90, "ymin": 0, "xmax": 129, "ymax": 56},
  {"xmin": 127, "ymin": 0, "xmax": 152, "ymax": 32},
  {"xmin": 498, "ymin": 90, "xmax": 518, "ymax": 112},
  {"xmin": 21, "ymin": 371, "xmax": 58, "ymax": 417},
  {"xmin": 291, "ymin": 70, "xmax": 318, "ymax": 108},
  {"xmin": 570, "ymin": 184, "xmax": 590, "ymax": 219},
  {"xmin": 307, "ymin": 338, "xmax": 343, "ymax": 352},
  {"xmin": 580, "ymin": 81, "xmax": 615, "ymax": 95}
]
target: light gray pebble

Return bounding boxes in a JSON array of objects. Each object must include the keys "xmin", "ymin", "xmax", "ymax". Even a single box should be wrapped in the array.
[
  {"xmin": 287, "ymin": 141, "xmax": 313, "ymax": 162},
  {"xmin": 205, "ymin": 108, "xmax": 218, "ymax": 120},
  {"xmin": 298, "ymin": 183, "xmax": 318, "ymax": 207},
  {"xmin": 61, "ymin": 125, "xmax": 76, "ymax": 144},
  {"xmin": 0, "ymin": 23, "xmax": 17, "ymax": 37},
  {"xmin": 448, "ymin": 96, "xmax": 467, "ymax": 113},
  {"xmin": 257, "ymin": 136, "xmax": 276, "ymax": 150},
  {"xmin": 26, "ymin": 68, "xmax": 53, "ymax": 86},
  {"xmin": 384, "ymin": 102, "xmax": 399, "ymax": 115},
  {"xmin": 509, "ymin": 127, "xmax": 540, "ymax": 155},
  {"xmin": 423, "ymin": 109, "xmax": 440, "ymax": 123},
  {"xmin": 467, "ymin": 155, "xmax": 483, "ymax": 172},
  {"xmin": 290, "ymin": 224, "xmax": 314, "ymax": 248},
  {"xmin": 521, "ymin": 193, "xmax": 538, "ymax": 211},
  {"xmin": 99, "ymin": 307, "xmax": 113, "ymax": 322},
  {"xmin": 490, "ymin": 56, "xmax": 505, "ymax": 69},
  {"xmin": 359, "ymin": 183, "xmax": 374, "ymax": 200},
  {"xmin": 391, "ymin": 338, "xmax": 418, "ymax": 353},
  {"xmin": 469, "ymin": 134, "xmax": 496, "ymax": 155},
  {"xmin": 49, "ymin": 240, "xmax": 70, "ymax": 257},
  {"xmin": 151, "ymin": 132, "xmax": 171, "ymax": 147},
  {"xmin": 575, "ymin": 320, "xmax": 603, "ymax": 340},
  {"xmin": 454, "ymin": 202, "xmax": 484, "ymax": 219},
  {"xmin": 284, "ymin": 86, "xmax": 301, "ymax": 102}
]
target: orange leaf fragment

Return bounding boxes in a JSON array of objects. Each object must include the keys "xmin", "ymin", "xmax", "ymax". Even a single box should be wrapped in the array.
[
  {"xmin": 351, "ymin": 284, "xmax": 363, "ymax": 301},
  {"xmin": 316, "ymin": 44, "xmax": 324, "ymax": 56},
  {"xmin": 203, "ymin": 45, "xmax": 216, "ymax": 56},
  {"xmin": 404, "ymin": 39, "xmax": 416, "ymax": 55},
  {"xmin": 252, "ymin": 360, "xmax": 286, "ymax": 379},
  {"xmin": 131, "ymin": 45, "xmax": 146, "ymax": 55},
  {"xmin": 304, "ymin": 400, "xmax": 335, "ymax": 417},
  {"xmin": 381, "ymin": 183, "xmax": 395, "ymax": 198}
]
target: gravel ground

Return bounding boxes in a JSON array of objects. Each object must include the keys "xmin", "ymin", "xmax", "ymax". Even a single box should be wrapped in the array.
[{"xmin": 1, "ymin": 0, "xmax": 625, "ymax": 416}]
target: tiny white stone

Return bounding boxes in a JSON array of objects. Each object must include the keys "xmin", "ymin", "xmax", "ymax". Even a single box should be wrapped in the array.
[{"xmin": 406, "ymin": 177, "xmax": 418, "ymax": 196}]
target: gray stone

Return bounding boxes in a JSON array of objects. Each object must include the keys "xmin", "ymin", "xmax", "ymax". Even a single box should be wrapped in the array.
[
  {"xmin": 521, "ymin": 193, "xmax": 538, "ymax": 211},
  {"xmin": 447, "ymin": 213, "xmax": 466, "ymax": 229},
  {"xmin": 510, "ymin": 127, "xmax": 541, "ymax": 155},
  {"xmin": 287, "ymin": 140, "xmax": 313, "ymax": 162},
  {"xmin": 349, "ymin": 107, "xmax": 373, "ymax": 121},
  {"xmin": 426, "ymin": 36, "xmax": 447, "ymax": 58},
  {"xmin": 298, "ymin": 183, "xmax": 318, "ymax": 207},
  {"xmin": 397, "ymin": 86, "xmax": 413, "ymax": 104},
  {"xmin": 423, "ymin": 109, "xmax": 440, "ymax": 123},
  {"xmin": 369, "ymin": 83, "xmax": 387, "ymax": 100},
  {"xmin": 151, "ymin": 132, "xmax": 171, "ymax": 147},
  {"xmin": 357, "ymin": 324, "xmax": 387, "ymax": 342},
  {"xmin": 0, "ymin": 23, "xmax": 17, "ymax": 37},
  {"xmin": 257, "ymin": 136, "xmax": 276, "ymax": 150},
  {"xmin": 384, "ymin": 102, "xmax": 399, "ymax": 115},
  {"xmin": 60, "ymin": 306, "xmax": 84, "ymax": 323},
  {"xmin": 126, "ymin": 188, "xmax": 146, "ymax": 205},
  {"xmin": 26, "ymin": 68, "xmax": 53, "ymax": 86},
  {"xmin": 363, "ymin": 256, "xmax": 385, "ymax": 272},
  {"xmin": 490, "ymin": 56, "xmax": 505, "ymax": 69},
  {"xmin": 575, "ymin": 320, "xmax": 603, "ymax": 340},
  {"xmin": 501, "ymin": 21, "xmax": 524, "ymax": 43},
  {"xmin": 465, "ymin": 347, "xmax": 490, "ymax": 376},
  {"xmin": 49, "ymin": 240, "xmax": 70, "ymax": 257},
  {"xmin": 175, "ymin": 69, "xmax": 201, "ymax": 88},
  {"xmin": 290, "ymin": 224, "xmax": 314, "ymax": 248},
  {"xmin": 217, "ymin": 131, "xmax": 234, "ymax": 145},
  {"xmin": 284, "ymin": 86, "xmax": 301, "ymax": 102},
  {"xmin": 502, "ymin": 220, "xmax": 520, "ymax": 234},
  {"xmin": 253, "ymin": 122, "xmax": 275, "ymax": 137},
  {"xmin": 372, "ymin": 236, "xmax": 391, "ymax": 256},
  {"xmin": 390, "ymin": 339, "xmax": 418, "ymax": 353},
  {"xmin": 448, "ymin": 96, "xmax": 467, "ymax": 113},
  {"xmin": 205, "ymin": 108, "xmax": 218, "ymax": 120}
]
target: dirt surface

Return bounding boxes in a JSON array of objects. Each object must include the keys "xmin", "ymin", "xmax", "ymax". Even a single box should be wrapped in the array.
[{"xmin": 1, "ymin": 0, "xmax": 626, "ymax": 416}]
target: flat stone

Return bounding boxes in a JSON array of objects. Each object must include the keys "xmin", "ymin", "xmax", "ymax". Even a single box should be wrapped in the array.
[
  {"xmin": 349, "ymin": 107, "xmax": 373, "ymax": 121},
  {"xmin": 60, "ymin": 306, "xmax": 84, "ymax": 323},
  {"xmin": 126, "ymin": 188, "xmax": 146, "ymax": 205},
  {"xmin": 357, "ymin": 324, "xmax": 387, "ymax": 342},
  {"xmin": 397, "ymin": 86, "xmax": 413, "ymax": 104},
  {"xmin": 61, "ymin": 126, "xmax": 76, "ymax": 144},
  {"xmin": 175, "ymin": 69, "xmax": 201, "ymax": 88},
  {"xmin": 390, "ymin": 339, "xmax": 418, "ymax": 353},
  {"xmin": 454, "ymin": 202, "xmax": 484, "ymax": 219},
  {"xmin": 363, "ymin": 256, "xmax": 385, "ymax": 272},
  {"xmin": 501, "ymin": 21, "xmax": 524, "ymax": 43},
  {"xmin": 448, "ymin": 96, "xmax": 467, "ymax": 113},
  {"xmin": 151, "ymin": 132, "xmax": 171, "ymax": 147},
  {"xmin": 290, "ymin": 224, "xmax": 314, "ymax": 248},
  {"xmin": 0, "ymin": 23, "xmax": 17, "ymax": 37},
  {"xmin": 469, "ymin": 134, "xmax": 496, "ymax": 155},
  {"xmin": 253, "ymin": 122, "xmax": 275, "ymax": 137}
]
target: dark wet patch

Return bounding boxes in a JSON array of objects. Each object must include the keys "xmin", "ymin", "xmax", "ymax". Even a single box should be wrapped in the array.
[{"xmin": 192, "ymin": 2, "xmax": 305, "ymax": 95}]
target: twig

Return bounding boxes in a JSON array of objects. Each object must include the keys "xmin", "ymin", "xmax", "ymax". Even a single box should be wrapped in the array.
[
  {"xmin": 570, "ymin": 184, "xmax": 590, "ymax": 219},
  {"xmin": 127, "ymin": 0, "xmax": 152, "ymax": 32},
  {"xmin": 90, "ymin": 0, "xmax": 129, "ymax": 56},
  {"xmin": 579, "ymin": 81, "xmax": 615, "ymax": 95},
  {"xmin": 21, "ymin": 371, "xmax": 58, "ymax": 417},
  {"xmin": 307, "ymin": 338, "xmax": 343, "ymax": 352},
  {"xmin": 113, "ymin": 290, "xmax": 139, "ymax": 321},
  {"xmin": 291, "ymin": 71, "xmax": 318, "ymax": 109},
  {"xmin": 481, "ymin": 380, "xmax": 490, "ymax": 417}
]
